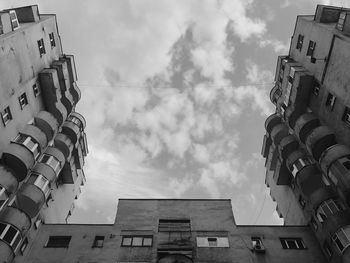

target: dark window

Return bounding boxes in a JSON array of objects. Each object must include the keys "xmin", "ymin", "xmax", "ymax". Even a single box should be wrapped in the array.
[
  {"xmin": 207, "ymin": 237, "xmax": 218, "ymax": 247},
  {"xmin": 280, "ymin": 238, "xmax": 306, "ymax": 249},
  {"xmin": 251, "ymin": 237, "xmax": 263, "ymax": 249},
  {"xmin": 46, "ymin": 236, "xmax": 71, "ymax": 248},
  {"xmin": 49, "ymin": 32, "xmax": 56, "ymax": 48},
  {"xmin": 158, "ymin": 219, "xmax": 191, "ymax": 232},
  {"xmin": 296, "ymin": 34, "xmax": 304, "ymax": 51},
  {"xmin": 0, "ymin": 18, "xmax": 3, "ymax": 35},
  {"xmin": 3, "ymin": 226, "xmax": 17, "ymax": 244},
  {"xmin": 325, "ymin": 93, "xmax": 336, "ymax": 111},
  {"xmin": 18, "ymin": 93, "xmax": 28, "ymax": 109},
  {"xmin": 343, "ymin": 107, "xmax": 350, "ymax": 125},
  {"xmin": 310, "ymin": 217, "xmax": 318, "ymax": 231},
  {"xmin": 37, "ymin": 38, "xmax": 46, "ymax": 56},
  {"xmin": 299, "ymin": 196, "xmax": 306, "ymax": 209},
  {"xmin": 306, "ymin": 41, "xmax": 316, "ymax": 57},
  {"xmin": 33, "ymin": 83, "xmax": 41, "ymax": 97},
  {"xmin": 121, "ymin": 236, "xmax": 153, "ymax": 247},
  {"xmin": 92, "ymin": 236, "xmax": 104, "ymax": 247},
  {"xmin": 313, "ymin": 81, "xmax": 320, "ymax": 96},
  {"xmin": 1, "ymin": 106, "xmax": 12, "ymax": 126},
  {"xmin": 324, "ymin": 241, "xmax": 333, "ymax": 257}
]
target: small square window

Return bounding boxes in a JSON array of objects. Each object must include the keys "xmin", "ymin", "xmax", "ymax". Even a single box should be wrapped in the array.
[
  {"xmin": 325, "ymin": 93, "xmax": 336, "ymax": 111},
  {"xmin": 122, "ymin": 237, "xmax": 132, "ymax": 246},
  {"xmin": 46, "ymin": 236, "xmax": 71, "ymax": 248},
  {"xmin": 208, "ymin": 237, "xmax": 218, "ymax": 247},
  {"xmin": 9, "ymin": 10, "xmax": 19, "ymax": 30},
  {"xmin": 306, "ymin": 40, "xmax": 316, "ymax": 57},
  {"xmin": 296, "ymin": 34, "xmax": 304, "ymax": 51},
  {"xmin": 337, "ymin": 12, "xmax": 346, "ymax": 31},
  {"xmin": 49, "ymin": 32, "xmax": 56, "ymax": 48},
  {"xmin": 132, "ymin": 237, "xmax": 143, "ymax": 246},
  {"xmin": 342, "ymin": 107, "xmax": 350, "ymax": 125},
  {"xmin": 143, "ymin": 237, "xmax": 153, "ymax": 247},
  {"xmin": 18, "ymin": 93, "xmax": 28, "ymax": 109},
  {"xmin": 33, "ymin": 83, "xmax": 41, "ymax": 97},
  {"xmin": 92, "ymin": 236, "xmax": 104, "ymax": 248},
  {"xmin": 1, "ymin": 106, "xmax": 12, "ymax": 126},
  {"xmin": 37, "ymin": 38, "xmax": 46, "ymax": 57}
]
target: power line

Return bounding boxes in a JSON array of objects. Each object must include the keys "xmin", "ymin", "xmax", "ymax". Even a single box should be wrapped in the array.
[{"xmin": 253, "ymin": 191, "xmax": 268, "ymax": 225}]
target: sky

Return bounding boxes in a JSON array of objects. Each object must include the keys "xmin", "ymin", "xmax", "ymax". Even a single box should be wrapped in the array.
[{"xmin": 2, "ymin": 0, "xmax": 349, "ymax": 225}]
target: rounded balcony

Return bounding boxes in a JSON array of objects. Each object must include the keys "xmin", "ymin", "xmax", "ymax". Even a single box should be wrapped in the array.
[
  {"xmin": 70, "ymin": 112, "xmax": 86, "ymax": 130},
  {"xmin": 0, "ymin": 165, "xmax": 19, "ymax": 195},
  {"xmin": 71, "ymin": 82, "xmax": 81, "ymax": 103},
  {"xmin": 294, "ymin": 113, "xmax": 320, "ymax": 144},
  {"xmin": 270, "ymin": 85, "xmax": 281, "ymax": 105},
  {"xmin": 54, "ymin": 133, "xmax": 73, "ymax": 160},
  {"xmin": 324, "ymin": 210, "xmax": 350, "ymax": 241},
  {"xmin": 62, "ymin": 121, "xmax": 80, "ymax": 145},
  {"xmin": 32, "ymin": 163, "xmax": 56, "ymax": 183},
  {"xmin": 34, "ymin": 110, "xmax": 59, "ymax": 142},
  {"xmin": 0, "ymin": 242, "xmax": 14, "ymax": 263},
  {"xmin": 286, "ymin": 149, "xmax": 306, "ymax": 173},
  {"xmin": 306, "ymin": 126, "xmax": 337, "ymax": 162},
  {"xmin": 278, "ymin": 135, "xmax": 299, "ymax": 161},
  {"xmin": 264, "ymin": 113, "xmax": 281, "ymax": 134},
  {"xmin": 271, "ymin": 123, "xmax": 289, "ymax": 146},
  {"xmin": 319, "ymin": 144, "xmax": 350, "ymax": 175},
  {"xmin": 0, "ymin": 206, "xmax": 31, "ymax": 234},
  {"xmin": 16, "ymin": 183, "xmax": 45, "ymax": 218},
  {"xmin": 44, "ymin": 146, "xmax": 66, "ymax": 171},
  {"xmin": 285, "ymin": 106, "xmax": 304, "ymax": 129},
  {"xmin": 309, "ymin": 186, "xmax": 337, "ymax": 209},
  {"xmin": 296, "ymin": 165, "xmax": 324, "ymax": 197},
  {"xmin": 21, "ymin": 124, "xmax": 47, "ymax": 151},
  {"xmin": 2, "ymin": 143, "xmax": 35, "ymax": 182}
]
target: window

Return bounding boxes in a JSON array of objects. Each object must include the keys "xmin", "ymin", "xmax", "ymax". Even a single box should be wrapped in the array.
[
  {"xmin": 337, "ymin": 12, "xmax": 346, "ymax": 31},
  {"xmin": 310, "ymin": 217, "xmax": 318, "ymax": 231},
  {"xmin": 343, "ymin": 107, "xmax": 350, "ymax": 125},
  {"xmin": 39, "ymin": 154, "xmax": 61, "ymax": 174},
  {"xmin": 0, "ymin": 223, "xmax": 22, "ymax": 251},
  {"xmin": 68, "ymin": 115, "xmax": 83, "ymax": 130},
  {"xmin": 296, "ymin": 34, "xmax": 304, "ymax": 51},
  {"xmin": 332, "ymin": 226, "xmax": 350, "ymax": 253},
  {"xmin": 0, "ymin": 186, "xmax": 9, "ymax": 211},
  {"xmin": 196, "ymin": 237, "xmax": 229, "ymax": 247},
  {"xmin": 291, "ymin": 157, "xmax": 312, "ymax": 177},
  {"xmin": 0, "ymin": 18, "xmax": 3, "ymax": 35},
  {"xmin": 33, "ymin": 83, "xmax": 41, "ymax": 97},
  {"xmin": 329, "ymin": 156, "xmax": 350, "ymax": 185},
  {"xmin": 9, "ymin": 10, "xmax": 19, "ymax": 30},
  {"xmin": 37, "ymin": 38, "xmax": 46, "ymax": 57},
  {"xmin": 316, "ymin": 199, "xmax": 342, "ymax": 223},
  {"xmin": 13, "ymin": 134, "xmax": 40, "ymax": 159},
  {"xmin": 299, "ymin": 196, "xmax": 306, "ymax": 209},
  {"xmin": 121, "ymin": 236, "xmax": 153, "ymax": 247},
  {"xmin": 326, "ymin": 93, "xmax": 336, "ymax": 110},
  {"xmin": 306, "ymin": 41, "xmax": 316, "ymax": 57},
  {"xmin": 280, "ymin": 238, "xmax": 306, "ymax": 249},
  {"xmin": 313, "ymin": 81, "xmax": 320, "ymax": 96},
  {"xmin": 92, "ymin": 236, "xmax": 104, "ymax": 248},
  {"xmin": 46, "ymin": 236, "xmax": 71, "ymax": 248},
  {"xmin": 158, "ymin": 219, "xmax": 191, "ymax": 232},
  {"xmin": 1, "ymin": 106, "xmax": 12, "ymax": 126},
  {"xmin": 18, "ymin": 93, "xmax": 28, "ymax": 109},
  {"xmin": 20, "ymin": 238, "xmax": 28, "ymax": 255},
  {"xmin": 49, "ymin": 32, "xmax": 56, "ymax": 48}
]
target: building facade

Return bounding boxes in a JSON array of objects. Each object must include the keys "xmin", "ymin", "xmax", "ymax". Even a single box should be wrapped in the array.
[
  {"xmin": 262, "ymin": 4, "xmax": 350, "ymax": 263},
  {"xmin": 0, "ymin": 5, "xmax": 88, "ymax": 262},
  {"xmin": 17, "ymin": 199, "xmax": 326, "ymax": 263}
]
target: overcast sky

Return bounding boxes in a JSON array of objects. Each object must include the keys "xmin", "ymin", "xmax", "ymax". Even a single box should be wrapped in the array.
[{"xmin": 2, "ymin": 0, "xmax": 349, "ymax": 225}]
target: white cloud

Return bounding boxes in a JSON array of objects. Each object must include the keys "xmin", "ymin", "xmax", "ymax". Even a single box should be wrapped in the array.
[
  {"xmin": 192, "ymin": 143, "xmax": 211, "ymax": 163},
  {"xmin": 259, "ymin": 39, "xmax": 289, "ymax": 54}
]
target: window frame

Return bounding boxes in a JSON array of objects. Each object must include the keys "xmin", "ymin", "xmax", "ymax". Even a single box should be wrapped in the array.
[
  {"xmin": 0, "ymin": 222, "xmax": 22, "ymax": 251},
  {"xmin": 49, "ymin": 32, "xmax": 56, "ymax": 48},
  {"xmin": 337, "ymin": 12, "xmax": 346, "ymax": 31},
  {"xmin": 45, "ymin": 236, "xmax": 71, "ymax": 248},
  {"xmin": 306, "ymin": 40, "xmax": 316, "ymax": 57},
  {"xmin": 121, "ymin": 236, "xmax": 153, "ymax": 247},
  {"xmin": 316, "ymin": 199, "xmax": 341, "ymax": 223},
  {"xmin": 296, "ymin": 34, "xmax": 304, "ymax": 51},
  {"xmin": 332, "ymin": 226, "xmax": 350, "ymax": 253},
  {"xmin": 18, "ymin": 93, "xmax": 28, "ymax": 109},
  {"xmin": 33, "ymin": 83, "xmax": 41, "ymax": 97},
  {"xmin": 280, "ymin": 237, "xmax": 306, "ymax": 249},
  {"xmin": 196, "ymin": 236, "xmax": 229, "ymax": 248},
  {"xmin": 39, "ymin": 154, "xmax": 61, "ymax": 174},
  {"xmin": 1, "ymin": 106, "xmax": 12, "ymax": 126},
  {"xmin": 9, "ymin": 10, "xmax": 19, "ymax": 30},
  {"xmin": 325, "ymin": 93, "xmax": 336, "ymax": 111},
  {"xmin": 92, "ymin": 235, "xmax": 104, "ymax": 248},
  {"xmin": 13, "ymin": 134, "xmax": 40, "ymax": 159},
  {"xmin": 37, "ymin": 38, "xmax": 46, "ymax": 57},
  {"xmin": 342, "ymin": 107, "xmax": 350, "ymax": 126}
]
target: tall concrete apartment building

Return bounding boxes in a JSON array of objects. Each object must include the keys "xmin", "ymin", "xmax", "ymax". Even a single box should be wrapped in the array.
[
  {"xmin": 262, "ymin": 4, "xmax": 350, "ymax": 263},
  {"xmin": 17, "ymin": 199, "xmax": 326, "ymax": 263},
  {"xmin": 0, "ymin": 5, "xmax": 88, "ymax": 262}
]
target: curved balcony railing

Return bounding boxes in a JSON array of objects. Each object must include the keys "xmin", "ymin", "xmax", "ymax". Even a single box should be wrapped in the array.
[
  {"xmin": 264, "ymin": 113, "xmax": 281, "ymax": 134},
  {"xmin": 62, "ymin": 121, "xmax": 80, "ymax": 145},
  {"xmin": 278, "ymin": 135, "xmax": 299, "ymax": 161},
  {"xmin": 319, "ymin": 144, "xmax": 350, "ymax": 175},
  {"xmin": 305, "ymin": 126, "xmax": 337, "ymax": 162},
  {"xmin": 271, "ymin": 123, "xmax": 289, "ymax": 146},
  {"xmin": 20, "ymin": 124, "xmax": 47, "ymax": 152},
  {"xmin": 39, "ymin": 146, "xmax": 65, "ymax": 177},
  {"xmin": 69, "ymin": 112, "xmax": 86, "ymax": 130},
  {"xmin": 16, "ymin": 182, "xmax": 45, "ymax": 218},
  {"xmin": 34, "ymin": 111, "xmax": 59, "ymax": 142},
  {"xmin": 0, "ymin": 166, "xmax": 18, "ymax": 211},
  {"xmin": 294, "ymin": 112, "xmax": 320, "ymax": 144},
  {"xmin": 270, "ymin": 85, "xmax": 282, "ymax": 105},
  {"xmin": 54, "ymin": 133, "xmax": 73, "ymax": 160},
  {"xmin": 295, "ymin": 165, "xmax": 324, "ymax": 197},
  {"xmin": 39, "ymin": 68, "xmax": 68, "ymax": 125}
]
